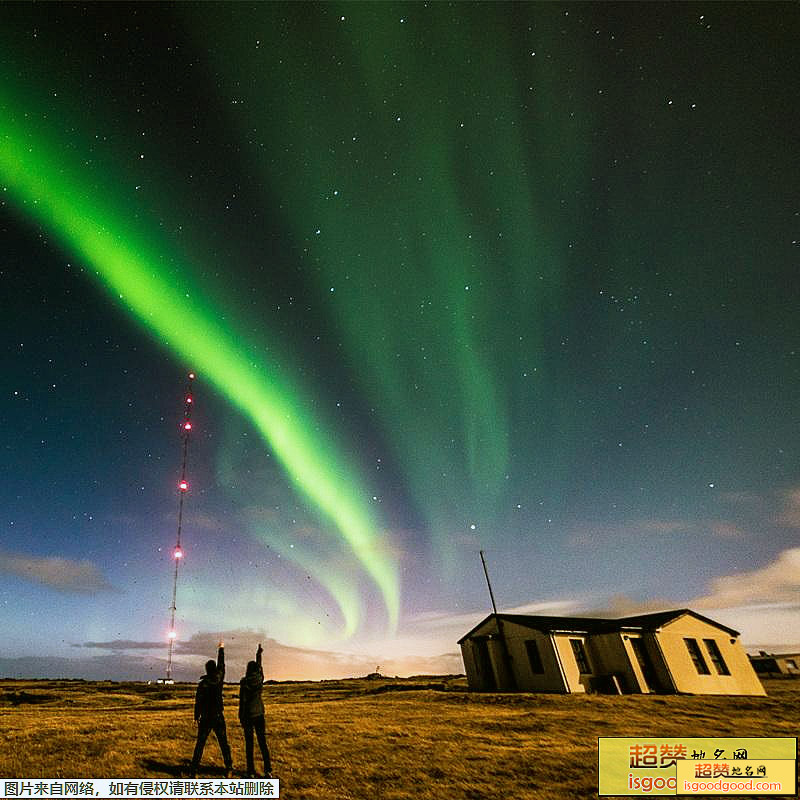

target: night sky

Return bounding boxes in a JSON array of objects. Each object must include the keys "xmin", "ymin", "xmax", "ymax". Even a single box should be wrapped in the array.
[{"xmin": 1, "ymin": 3, "xmax": 798, "ymax": 681}]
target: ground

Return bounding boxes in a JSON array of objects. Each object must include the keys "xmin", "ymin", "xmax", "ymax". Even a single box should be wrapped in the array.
[{"xmin": 0, "ymin": 677, "xmax": 796, "ymax": 799}]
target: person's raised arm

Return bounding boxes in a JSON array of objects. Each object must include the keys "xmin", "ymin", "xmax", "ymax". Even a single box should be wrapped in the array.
[
  {"xmin": 257, "ymin": 643, "xmax": 263, "ymax": 679},
  {"xmin": 217, "ymin": 641, "xmax": 225, "ymax": 680}
]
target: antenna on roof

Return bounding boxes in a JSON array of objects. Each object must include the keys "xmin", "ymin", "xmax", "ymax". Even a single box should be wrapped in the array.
[
  {"xmin": 479, "ymin": 550, "xmax": 499, "ymax": 616},
  {"xmin": 478, "ymin": 550, "xmax": 517, "ymax": 690}
]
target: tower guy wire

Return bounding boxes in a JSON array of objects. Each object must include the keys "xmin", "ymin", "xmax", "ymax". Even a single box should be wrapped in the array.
[{"xmin": 165, "ymin": 370, "xmax": 196, "ymax": 682}]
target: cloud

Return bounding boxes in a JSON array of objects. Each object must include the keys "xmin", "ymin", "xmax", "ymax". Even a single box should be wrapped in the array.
[
  {"xmin": 615, "ymin": 519, "xmax": 746, "ymax": 538},
  {"xmin": 708, "ymin": 522, "xmax": 745, "ymax": 538},
  {"xmin": 576, "ymin": 548, "xmax": 800, "ymax": 648},
  {"xmin": 700, "ymin": 602, "xmax": 800, "ymax": 652},
  {"xmin": 568, "ymin": 517, "xmax": 747, "ymax": 547},
  {"xmin": 566, "ymin": 519, "xmax": 692, "ymax": 546},
  {"xmin": 776, "ymin": 488, "xmax": 800, "ymax": 528},
  {"xmin": 583, "ymin": 548, "xmax": 800, "ymax": 617},
  {"xmin": 0, "ymin": 549, "xmax": 115, "ymax": 593},
  {"xmin": 408, "ymin": 599, "xmax": 582, "ymax": 632},
  {"xmin": 68, "ymin": 629, "xmax": 463, "ymax": 682},
  {"xmin": 638, "ymin": 520, "xmax": 690, "ymax": 534},
  {"xmin": 185, "ymin": 630, "xmax": 465, "ymax": 680},
  {"xmin": 384, "ymin": 653, "xmax": 463, "ymax": 676},
  {"xmin": 691, "ymin": 547, "xmax": 800, "ymax": 610},
  {"xmin": 579, "ymin": 594, "xmax": 677, "ymax": 618},
  {"xmin": 0, "ymin": 654, "xmax": 163, "ymax": 681},
  {"xmin": 74, "ymin": 640, "xmax": 164, "ymax": 651},
  {"xmin": 720, "ymin": 491, "xmax": 761, "ymax": 506}
]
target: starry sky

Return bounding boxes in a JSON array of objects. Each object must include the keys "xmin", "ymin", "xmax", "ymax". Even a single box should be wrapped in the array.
[{"xmin": 1, "ymin": 3, "xmax": 798, "ymax": 681}]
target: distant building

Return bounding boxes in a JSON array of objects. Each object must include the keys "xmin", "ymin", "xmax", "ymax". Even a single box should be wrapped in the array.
[
  {"xmin": 458, "ymin": 609, "xmax": 766, "ymax": 696},
  {"xmin": 748, "ymin": 651, "xmax": 800, "ymax": 677}
]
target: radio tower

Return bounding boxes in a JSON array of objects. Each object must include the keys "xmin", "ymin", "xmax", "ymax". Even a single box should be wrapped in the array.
[{"xmin": 164, "ymin": 371, "xmax": 196, "ymax": 683}]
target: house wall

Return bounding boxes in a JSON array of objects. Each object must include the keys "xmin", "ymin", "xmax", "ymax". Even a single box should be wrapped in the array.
[
  {"xmin": 460, "ymin": 640, "xmax": 480, "ymax": 688},
  {"xmin": 503, "ymin": 623, "xmax": 565, "ymax": 692},
  {"xmin": 553, "ymin": 634, "xmax": 591, "ymax": 693},
  {"xmin": 655, "ymin": 616, "xmax": 765, "ymax": 696},
  {"xmin": 461, "ymin": 619, "xmax": 566, "ymax": 692},
  {"xmin": 589, "ymin": 632, "xmax": 648, "ymax": 693},
  {"xmin": 627, "ymin": 633, "xmax": 677, "ymax": 693},
  {"xmin": 487, "ymin": 637, "xmax": 516, "ymax": 689},
  {"xmin": 775, "ymin": 656, "xmax": 800, "ymax": 675},
  {"xmin": 749, "ymin": 657, "xmax": 779, "ymax": 675},
  {"xmin": 750, "ymin": 655, "xmax": 800, "ymax": 676},
  {"xmin": 460, "ymin": 618, "xmax": 500, "ymax": 690}
]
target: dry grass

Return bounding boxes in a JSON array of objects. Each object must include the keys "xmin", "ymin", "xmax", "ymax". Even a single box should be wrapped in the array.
[{"xmin": 0, "ymin": 677, "xmax": 796, "ymax": 799}]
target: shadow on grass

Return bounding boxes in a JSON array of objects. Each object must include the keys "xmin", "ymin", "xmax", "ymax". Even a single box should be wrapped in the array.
[
  {"xmin": 141, "ymin": 760, "xmax": 243, "ymax": 779},
  {"xmin": 139, "ymin": 759, "xmax": 191, "ymax": 777}
]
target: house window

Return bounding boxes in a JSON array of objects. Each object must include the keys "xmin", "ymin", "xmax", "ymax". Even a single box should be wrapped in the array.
[
  {"xmin": 785, "ymin": 659, "xmax": 798, "ymax": 671},
  {"xmin": 570, "ymin": 639, "xmax": 592, "ymax": 674},
  {"xmin": 525, "ymin": 640, "xmax": 545, "ymax": 674},
  {"xmin": 703, "ymin": 639, "xmax": 730, "ymax": 675},
  {"xmin": 684, "ymin": 638, "xmax": 711, "ymax": 674}
]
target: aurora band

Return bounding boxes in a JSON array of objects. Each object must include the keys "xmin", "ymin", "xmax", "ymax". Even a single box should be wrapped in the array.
[{"xmin": 0, "ymin": 94, "xmax": 399, "ymax": 636}]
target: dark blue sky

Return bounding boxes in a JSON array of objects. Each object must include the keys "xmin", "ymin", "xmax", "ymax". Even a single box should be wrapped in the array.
[{"xmin": 1, "ymin": 3, "xmax": 798, "ymax": 680}]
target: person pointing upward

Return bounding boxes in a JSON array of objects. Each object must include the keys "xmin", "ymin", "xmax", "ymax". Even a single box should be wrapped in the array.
[
  {"xmin": 189, "ymin": 641, "xmax": 233, "ymax": 777},
  {"xmin": 238, "ymin": 642, "xmax": 273, "ymax": 778}
]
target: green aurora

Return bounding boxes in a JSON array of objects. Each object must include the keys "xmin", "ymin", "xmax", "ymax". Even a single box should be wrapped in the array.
[
  {"xmin": 0, "ymin": 5, "xmax": 580, "ymax": 635},
  {"xmin": 191, "ymin": 4, "xmax": 582, "ymax": 570},
  {"xmin": 0, "ymin": 89, "xmax": 399, "ymax": 637},
  {"xmin": 2, "ymin": 3, "xmax": 798, "ymax": 657}
]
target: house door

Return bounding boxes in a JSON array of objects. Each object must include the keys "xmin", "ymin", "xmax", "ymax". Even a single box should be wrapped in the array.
[
  {"xmin": 630, "ymin": 637, "xmax": 660, "ymax": 692},
  {"xmin": 474, "ymin": 638, "xmax": 496, "ymax": 690}
]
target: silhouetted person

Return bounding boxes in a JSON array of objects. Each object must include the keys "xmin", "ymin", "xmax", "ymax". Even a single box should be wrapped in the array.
[
  {"xmin": 189, "ymin": 641, "xmax": 233, "ymax": 777},
  {"xmin": 238, "ymin": 643, "xmax": 272, "ymax": 778}
]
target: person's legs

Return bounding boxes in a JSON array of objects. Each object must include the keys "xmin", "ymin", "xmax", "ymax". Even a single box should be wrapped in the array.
[
  {"xmin": 253, "ymin": 715, "xmax": 272, "ymax": 775},
  {"xmin": 190, "ymin": 721, "xmax": 212, "ymax": 774},
  {"xmin": 212, "ymin": 719, "xmax": 233, "ymax": 771},
  {"xmin": 243, "ymin": 718, "xmax": 256, "ymax": 776}
]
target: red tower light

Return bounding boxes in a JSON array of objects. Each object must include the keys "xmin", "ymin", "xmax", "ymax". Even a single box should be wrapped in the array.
[
  {"xmin": 174, "ymin": 548, "xmax": 183, "ymax": 559},
  {"xmin": 179, "ymin": 480, "xmax": 188, "ymax": 492},
  {"xmin": 186, "ymin": 396, "xmax": 193, "ymax": 404},
  {"xmin": 188, "ymin": 372, "xmax": 196, "ymax": 380},
  {"xmin": 183, "ymin": 422, "xmax": 192, "ymax": 431}
]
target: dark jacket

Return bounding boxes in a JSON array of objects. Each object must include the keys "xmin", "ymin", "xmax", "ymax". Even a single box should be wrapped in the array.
[
  {"xmin": 238, "ymin": 649, "xmax": 265, "ymax": 721},
  {"xmin": 194, "ymin": 646, "xmax": 225, "ymax": 721}
]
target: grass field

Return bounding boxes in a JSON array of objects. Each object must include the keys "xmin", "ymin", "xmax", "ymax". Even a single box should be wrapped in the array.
[{"xmin": 1, "ymin": 677, "xmax": 796, "ymax": 799}]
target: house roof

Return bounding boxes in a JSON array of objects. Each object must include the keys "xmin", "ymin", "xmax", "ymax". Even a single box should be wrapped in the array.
[
  {"xmin": 611, "ymin": 609, "xmax": 738, "ymax": 636},
  {"xmin": 457, "ymin": 608, "xmax": 740, "ymax": 644},
  {"xmin": 748, "ymin": 652, "xmax": 800, "ymax": 661}
]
